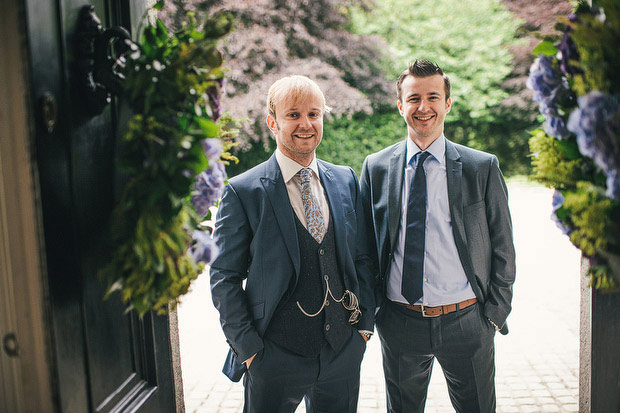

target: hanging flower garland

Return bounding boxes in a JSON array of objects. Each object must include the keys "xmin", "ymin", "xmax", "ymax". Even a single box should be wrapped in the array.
[
  {"xmin": 101, "ymin": 2, "xmax": 241, "ymax": 315},
  {"xmin": 527, "ymin": 0, "xmax": 620, "ymax": 289}
]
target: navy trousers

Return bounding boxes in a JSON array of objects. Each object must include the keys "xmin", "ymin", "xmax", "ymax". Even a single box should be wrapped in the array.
[
  {"xmin": 377, "ymin": 301, "xmax": 496, "ymax": 413},
  {"xmin": 243, "ymin": 330, "xmax": 366, "ymax": 413}
]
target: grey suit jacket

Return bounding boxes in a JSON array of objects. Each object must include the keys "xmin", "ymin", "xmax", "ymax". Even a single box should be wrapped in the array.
[
  {"xmin": 210, "ymin": 154, "xmax": 376, "ymax": 381},
  {"xmin": 360, "ymin": 138, "xmax": 515, "ymax": 334}
]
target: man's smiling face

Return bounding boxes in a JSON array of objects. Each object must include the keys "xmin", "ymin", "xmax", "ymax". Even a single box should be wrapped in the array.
[
  {"xmin": 267, "ymin": 92, "xmax": 324, "ymax": 166},
  {"xmin": 397, "ymin": 74, "xmax": 452, "ymax": 149}
]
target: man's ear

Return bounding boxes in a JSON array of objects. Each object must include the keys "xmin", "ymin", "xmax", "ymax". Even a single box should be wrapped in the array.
[
  {"xmin": 397, "ymin": 100, "xmax": 404, "ymax": 116},
  {"xmin": 445, "ymin": 97, "xmax": 452, "ymax": 114},
  {"xmin": 266, "ymin": 114, "xmax": 278, "ymax": 134}
]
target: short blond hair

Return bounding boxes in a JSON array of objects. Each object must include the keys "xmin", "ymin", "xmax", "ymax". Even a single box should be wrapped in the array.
[{"xmin": 267, "ymin": 75, "xmax": 332, "ymax": 118}]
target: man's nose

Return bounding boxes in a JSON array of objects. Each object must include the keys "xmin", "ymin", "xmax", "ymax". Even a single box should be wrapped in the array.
[
  {"xmin": 418, "ymin": 100, "xmax": 427, "ymax": 111},
  {"xmin": 299, "ymin": 115, "xmax": 312, "ymax": 128}
]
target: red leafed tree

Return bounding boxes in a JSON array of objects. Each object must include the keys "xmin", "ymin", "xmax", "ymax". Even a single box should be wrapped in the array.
[{"xmin": 164, "ymin": 0, "xmax": 391, "ymax": 154}]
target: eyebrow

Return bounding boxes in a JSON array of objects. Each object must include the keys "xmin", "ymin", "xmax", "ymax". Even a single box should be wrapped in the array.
[
  {"xmin": 284, "ymin": 106, "xmax": 322, "ymax": 112},
  {"xmin": 407, "ymin": 92, "xmax": 441, "ymax": 99}
]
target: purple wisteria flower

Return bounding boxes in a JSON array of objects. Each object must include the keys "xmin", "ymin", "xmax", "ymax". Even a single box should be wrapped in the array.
[
  {"xmin": 527, "ymin": 56, "xmax": 572, "ymax": 139},
  {"xmin": 191, "ymin": 229, "xmax": 219, "ymax": 264},
  {"xmin": 550, "ymin": 190, "xmax": 572, "ymax": 235},
  {"xmin": 202, "ymin": 138, "xmax": 223, "ymax": 163},
  {"xmin": 206, "ymin": 78, "xmax": 225, "ymax": 122},
  {"xmin": 527, "ymin": 56, "xmax": 562, "ymax": 115},
  {"xmin": 544, "ymin": 115, "xmax": 571, "ymax": 140},
  {"xmin": 191, "ymin": 161, "xmax": 227, "ymax": 217},
  {"xmin": 605, "ymin": 170, "xmax": 620, "ymax": 201},
  {"xmin": 567, "ymin": 91, "xmax": 620, "ymax": 200},
  {"xmin": 559, "ymin": 22, "xmax": 582, "ymax": 76}
]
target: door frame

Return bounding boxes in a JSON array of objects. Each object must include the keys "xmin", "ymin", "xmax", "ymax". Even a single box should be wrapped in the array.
[
  {"xmin": 0, "ymin": 0, "xmax": 54, "ymax": 410},
  {"xmin": 1, "ymin": 0, "xmax": 184, "ymax": 411}
]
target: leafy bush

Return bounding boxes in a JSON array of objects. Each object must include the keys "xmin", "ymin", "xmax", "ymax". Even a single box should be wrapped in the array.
[
  {"xmin": 345, "ymin": 0, "xmax": 529, "ymax": 176},
  {"xmin": 102, "ymin": 7, "xmax": 238, "ymax": 315},
  {"xmin": 318, "ymin": 111, "xmax": 404, "ymax": 175},
  {"xmin": 527, "ymin": 0, "xmax": 620, "ymax": 288}
]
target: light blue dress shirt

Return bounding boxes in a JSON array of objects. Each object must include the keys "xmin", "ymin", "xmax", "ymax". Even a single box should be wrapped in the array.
[{"xmin": 387, "ymin": 135, "xmax": 476, "ymax": 306}]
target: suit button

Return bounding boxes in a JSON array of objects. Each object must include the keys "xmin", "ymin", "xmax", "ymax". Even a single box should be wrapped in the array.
[
  {"xmin": 319, "ymin": 249, "xmax": 325, "ymax": 255},
  {"xmin": 325, "ymin": 323, "xmax": 331, "ymax": 331},
  {"xmin": 325, "ymin": 300, "xmax": 330, "ymax": 307}
]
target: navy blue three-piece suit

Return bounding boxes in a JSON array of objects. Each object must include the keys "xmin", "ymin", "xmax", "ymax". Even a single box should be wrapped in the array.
[{"xmin": 210, "ymin": 154, "xmax": 375, "ymax": 412}]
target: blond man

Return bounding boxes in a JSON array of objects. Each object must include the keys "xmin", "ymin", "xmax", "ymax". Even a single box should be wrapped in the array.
[{"xmin": 210, "ymin": 76, "xmax": 375, "ymax": 412}]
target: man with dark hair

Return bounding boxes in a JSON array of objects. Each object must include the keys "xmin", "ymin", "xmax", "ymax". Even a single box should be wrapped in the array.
[
  {"xmin": 210, "ymin": 75, "xmax": 375, "ymax": 412},
  {"xmin": 361, "ymin": 60, "xmax": 515, "ymax": 412}
]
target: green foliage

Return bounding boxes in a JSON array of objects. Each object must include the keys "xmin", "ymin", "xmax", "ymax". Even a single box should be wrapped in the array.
[
  {"xmin": 318, "ymin": 111, "xmax": 404, "ymax": 174},
  {"xmin": 319, "ymin": 108, "xmax": 531, "ymax": 176},
  {"xmin": 215, "ymin": 0, "xmax": 391, "ymax": 157},
  {"xmin": 558, "ymin": 182, "xmax": 620, "ymax": 289},
  {"xmin": 569, "ymin": 0, "xmax": 620, "ymax": 96},
  {"xmin": 225, "ymin": 111, "xmax": 405, "ymax": 176},
  {"xmin": 528, "ymin": 1, "xmax": 620, "ymax": 288},
  {"xmin": 341, "ymin": 0, "xmax": 530, "ymax": 176},
  {"xmin": 350, "ymin": 0, "xmax": 520, "ymax": 122},
  {"xmin": 225, "ymin": 0, "xmax": 530, "ymax": 176},
  {"xmin": 528, "ymin": 129, "xmax": 596, "ymax": 188},
  {"xmin": 226, "ymin": 110, "xmax": 404, "ymax": 176},
  {"xmin": 562, "ymin": 183, "xmax": 616, "ymax": 256},
  {"xmin": 226, "ymin": 138, "xmax": 276, "ymax": 177},
  {"xmin": 232, "ymin": 107, "xmax": 531, "ymax": 178},
  {"xmin": 101, "ymin": 9, "xmax": 237, "ymax": 316},
  {"xmin": 532, "ymin": 40, "xmax": 559, "ymax": 56}
]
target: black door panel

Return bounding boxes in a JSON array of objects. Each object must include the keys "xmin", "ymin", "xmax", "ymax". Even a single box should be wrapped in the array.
[{"xmin": 26, "ymin": 0, "xmax": 176, "ymax": 411}]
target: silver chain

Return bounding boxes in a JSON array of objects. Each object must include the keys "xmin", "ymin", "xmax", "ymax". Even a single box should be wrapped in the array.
[{"xmin": 296, "ymin": 276, "xmax": 361, "ymax": 324}]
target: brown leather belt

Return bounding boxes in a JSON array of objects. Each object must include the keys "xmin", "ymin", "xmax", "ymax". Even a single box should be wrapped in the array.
[{"xmin": 393, "ymin": 298, "xmax": 478, "ymax": 317}]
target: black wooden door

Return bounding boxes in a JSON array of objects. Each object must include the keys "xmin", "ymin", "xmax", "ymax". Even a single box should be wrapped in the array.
[{"xmin": 25, "ymin": 0, "xmax": 177, "ymax": 411}]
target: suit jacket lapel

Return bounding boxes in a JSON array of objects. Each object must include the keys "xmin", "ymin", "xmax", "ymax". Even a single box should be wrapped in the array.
[
  {"xmin": 445, "ymin": 140, "xmax": 468, "ymax": 256},
  {"xmin": 318, "ymin": 161, "xmax": 347, "ymax": 273},
  {"xmin": 260, "ymin": 155, "xmax": 300, "ymax": 277},
  {"xmin": 388, "ymin": 141, "xmax": 407, "ymax": 251}
]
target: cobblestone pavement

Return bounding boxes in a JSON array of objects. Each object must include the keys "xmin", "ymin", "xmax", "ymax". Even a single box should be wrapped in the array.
[{"xmin": 177, "ymin": 182, "xmax": 582, "ymax": 412}]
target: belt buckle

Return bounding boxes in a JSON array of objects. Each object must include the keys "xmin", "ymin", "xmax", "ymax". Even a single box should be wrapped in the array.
[{"xmin": 420, "ymin": 305, "xmax": 439, "ymax": 318}]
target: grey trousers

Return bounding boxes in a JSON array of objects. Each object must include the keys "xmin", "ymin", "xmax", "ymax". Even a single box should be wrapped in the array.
[
  {"xmin": 377, "ymin": 301, "xmax": 496, "ymax": 413},
  {"xmin": 243, "ymin": 330, "xmax": 367, "ymax": 413}
]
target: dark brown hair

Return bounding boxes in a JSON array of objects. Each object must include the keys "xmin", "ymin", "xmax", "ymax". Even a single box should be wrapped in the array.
[{"xmin": 396, "ymin": 60, "xmax": 451, "ymax": 101}]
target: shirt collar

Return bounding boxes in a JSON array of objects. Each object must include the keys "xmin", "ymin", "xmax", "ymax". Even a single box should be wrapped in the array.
[
  {"xmin": 275, "ymin": 148, "xmax": 320, "ymax": 183},
  {"xmin": 405, "ymin": 134, "xmax": 446, "ymax": 167}
]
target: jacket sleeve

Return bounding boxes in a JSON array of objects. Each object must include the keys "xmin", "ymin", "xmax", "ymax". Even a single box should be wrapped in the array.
[
  {"xmin": 210, "ymin": 183, "xmax": 264, "ymax": 362},
  {"xmin": 360, "ymin": 157, "xmax": 382, "ymax": 306},
  {"xmin": 349, "ymin": 167, "xmax": 377, "ymax": 332},
  {"xmin": 482, "ymin": 156, "xmax": 516, "ymax": 334}
]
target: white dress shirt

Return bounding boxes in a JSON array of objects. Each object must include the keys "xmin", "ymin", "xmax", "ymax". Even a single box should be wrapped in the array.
[{"xmin": 387, "ymin": 135, "xmax": 475, "ymax": 306}]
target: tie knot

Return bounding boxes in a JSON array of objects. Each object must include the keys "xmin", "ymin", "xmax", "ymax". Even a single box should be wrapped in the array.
[
  {"xmin": 299, "ymin": 167, "xmax": 313, "ymax": 184},
  {"xmin": 412, "ymin": 151, "xmax": 431, "ymax": 168}
]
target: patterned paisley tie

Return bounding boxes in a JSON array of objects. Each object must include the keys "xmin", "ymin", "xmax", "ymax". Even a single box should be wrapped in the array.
[{"xmin": 299, "ymin": 168, "xmax": 326, "ymax": 243}]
